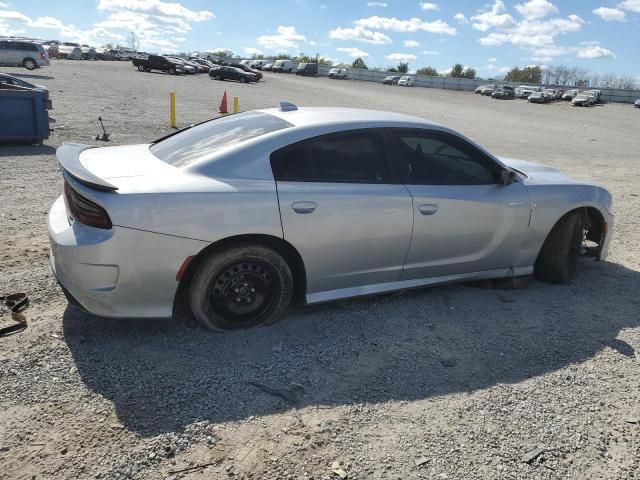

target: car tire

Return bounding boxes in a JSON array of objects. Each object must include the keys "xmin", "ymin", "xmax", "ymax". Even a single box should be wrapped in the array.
[
  {"xmin": 23, "ymin": 58, "xmax": 37, "ymax": 70},
  {"xmin": 534, "ymin": 211, "xmax": 584, "ymax": 284},
  {"xmin": 168, "ymin": 67, "xmax": 176, "ymax": 75},
  {"xmin": 137, "ymin": 64, "xmax": 145, "ymax": 71},
  {"xmin": 189, "ymin": 245, "xmax": 293, "ymax": 331}
]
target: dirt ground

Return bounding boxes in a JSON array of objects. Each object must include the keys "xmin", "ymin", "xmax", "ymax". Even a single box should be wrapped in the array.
[{"xmin": 0, "ymin": 60, "xmax": 639, "ymax": 480}]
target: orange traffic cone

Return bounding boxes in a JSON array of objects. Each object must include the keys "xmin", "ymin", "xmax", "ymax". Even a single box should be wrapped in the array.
[{"xmin": 219, "ymin": 91, "xmax": 228, "ymax": 114}]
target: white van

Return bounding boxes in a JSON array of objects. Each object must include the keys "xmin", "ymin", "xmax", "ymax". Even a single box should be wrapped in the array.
[{"xmin": 272, "ymin": 59, "xmax": 294, "ymax": 73}]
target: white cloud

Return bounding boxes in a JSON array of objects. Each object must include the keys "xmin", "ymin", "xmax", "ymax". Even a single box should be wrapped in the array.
[
  {"xmin": 0, "ymin": 10, "xmax": 32, "ymax": 23},
  {"xmin": 367, "ymin": 1, "xmax": 387, "ymax": 6},
  {"xmin": 387, "ymin": 53, "xmax": 418, "ymax": 61},
  {"xmin": 257, "ymin": 25, "xmax": 306, "ymax": 50},
  {"xmin": 471, "ymin": 1, "xmax": 515, "ymax": 31},
  {"xmin": 404, "ymin": 40, "xmax": 420, "ymax": 47},
  {"xmin": 514, "ymin": 0, "xmax": 558, "ymax": 20},
  {"xmin": 488, "ymin": 57, "xmax": 498, "ymax": 63},
  {"xmin": 97, "ymin": 0, "xmax": 213, "ymax": 22},
  {"xmin": 419, "ymin": 2, "xmax": 438, "ymax": 11},
  {"xmin": 337, "ymin": 47, "xmax": 370, "ymax": 57},
  {"xmin": 243, "ymin": 47, "xmax": 263, "ymax": 55},
  {"xmin": 355, "ymin": 16, "xmax": 456, "ymax": 35},
  {"xmin": 477, "ymin": 14, "xmax": 584, "ymax": 48},
  {"xmin": 577, "ymin": 44, "xmax": 616, "ymax": 59},
  {"xmin": 453, "ymin": 13, "xmax": 469, "ymax": 24},
  {"xmin": 618, "ymin": 0, "xmax": 640, "ymax": 13},
  {"xmin": 421, "ymin": 49, "xmax": 439, "ymax": 54},
  {"xmin": 329, "ymin": 25, "xmax": 392, "ymax": 44},
  {"xmin": 593, "ymin": 7, "xmax": 625, "ymax": 21}
]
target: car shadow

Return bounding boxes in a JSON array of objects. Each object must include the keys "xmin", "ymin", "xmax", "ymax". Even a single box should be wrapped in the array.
[
  {"xmin": 63, "ymin": 260, "xmax": 639, "ymax": 437},
  {"xmin": 8, "ymin": 73, "xmax": 55, "ymax": 80},
  {"xmin": 0, "ymin": 143, "xmax": 56, "ymax": 155}
]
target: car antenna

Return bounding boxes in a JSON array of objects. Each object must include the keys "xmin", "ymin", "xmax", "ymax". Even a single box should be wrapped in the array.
[{"xmin": 95, "ymin": 116, "xmax": 110, "ymax": 142}]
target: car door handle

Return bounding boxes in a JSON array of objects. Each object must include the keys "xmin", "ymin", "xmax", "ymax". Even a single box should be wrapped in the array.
[
  {"xmin": 292, "ymin": 201, "xmax": 317, "ymax": 214},
  {"xmin": 419, "ymin": 204, "xmax": 438, "ymax": 215}
]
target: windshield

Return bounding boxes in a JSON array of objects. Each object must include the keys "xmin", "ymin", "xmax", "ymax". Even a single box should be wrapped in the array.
[{"xmin": 150, "ymin": 111, "xmax": 293, "ymax": 167}]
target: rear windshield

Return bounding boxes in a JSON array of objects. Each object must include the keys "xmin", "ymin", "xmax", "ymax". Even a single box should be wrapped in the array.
[{"xmin": 150, "ymin": 111, "xmax": 292, "ymax": 167}]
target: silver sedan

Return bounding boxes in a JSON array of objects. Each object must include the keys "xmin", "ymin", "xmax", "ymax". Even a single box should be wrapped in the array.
[{"xmin": 48, "ymin": 105, "xmax": 614, "ymax": 330}]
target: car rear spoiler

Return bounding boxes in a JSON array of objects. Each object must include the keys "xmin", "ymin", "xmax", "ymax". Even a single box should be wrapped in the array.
[{"xmin": 56, "ymin": 143, "xmax": 118, "ymax": 191}]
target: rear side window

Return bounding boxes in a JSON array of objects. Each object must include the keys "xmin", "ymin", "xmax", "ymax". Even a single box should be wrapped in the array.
[
  {"xmin": 150, "ymin": 111, "xmax": 292, "ymax": 167},
  {"xmin": 271, "ymin": 130, "xmax": 391, "ymax": 183},
  {"xmin": 389, "ymin": 130, "xmax": 499, "ymax": 185},
  {"xmin": 17, "ymin": 42, "xmax": 38, "ymax": 51}
]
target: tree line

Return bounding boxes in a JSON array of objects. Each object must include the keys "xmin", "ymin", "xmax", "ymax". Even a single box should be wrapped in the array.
[{"xmin": 504, "ymin": 65, "xmax": 638, "ymax": 90}]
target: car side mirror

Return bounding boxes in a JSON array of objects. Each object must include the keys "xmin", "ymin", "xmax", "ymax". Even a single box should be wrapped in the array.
[{"xmin": 499, "ymin": 169, "xmax": 517, "ymax": 185}]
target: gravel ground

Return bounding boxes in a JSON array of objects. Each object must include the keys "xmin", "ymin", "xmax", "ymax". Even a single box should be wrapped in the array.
[{"xmin": 0, "ymin": 60, "xmax": 639, "ymax": 480}]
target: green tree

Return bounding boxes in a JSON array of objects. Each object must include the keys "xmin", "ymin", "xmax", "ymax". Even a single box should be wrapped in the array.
[
  {"xmin": 449, "ymin": 63, "xmax": 464, "ymax": 78},
  {"xmin": 416, "ymin": 66, "xmax": 439, "ymax": 76},
  {"xmin": 275, "ymin": 53, "xmax": 292, "ymax": 60},
  {"xmin": 461, "ymin": 67, "xmax": 477, "ymax": 79},
  {"xmin": 103, "ymin": 43, "xmax": 113, "ymax": 49},
  {"xmin": 386, "ymin": 67, "xmax": 398, "ymax": 72},
  {"xmin": 351, "ymin": 57, "xmax": 368, "ymax": 69},
  {"xmin": 212, "ymin": 49, "xmax": 234, "ymax": 59},
  {"xmin": 397, "ymin": 62, "xmax": 409, "ymax": 73},
  {"xmin": 250, "ymin": 53, "xmax": 265, "ymax": 60},
  {"xmin": 504, "ymin": 66, "xmax": 542, "ymax": 84}
]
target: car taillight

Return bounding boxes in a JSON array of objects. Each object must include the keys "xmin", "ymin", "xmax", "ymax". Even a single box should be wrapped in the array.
[
  {"xmin": 64, "ymin": 182, "xmax": 112, "ymax": 229},
  {"xmin": 40, "ymin": 51, "xmax": 46, "ymax": 59}
]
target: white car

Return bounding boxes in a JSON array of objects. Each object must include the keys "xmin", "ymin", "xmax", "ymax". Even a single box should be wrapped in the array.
[
  {"xmin": 328, "ymin": 67, "xmax": 348, "ymax": 79},
  {"xmin": 398, "ymin": 75, "xmax": 415, "ymax": 87},
  {"xmin": 58, "ymin": 45, "xmax": 83, "ymax": 60},
  {"xmin": 48, "ymin": 104, "xmax": 613, "ymax": 331}
]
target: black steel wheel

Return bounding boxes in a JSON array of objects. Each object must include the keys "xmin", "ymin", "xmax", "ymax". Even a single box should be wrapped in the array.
[
  {"xmin": 137, "ymin": 64, "xmax": 145, "ymax": 71},
  {"xmin": 190, "ymin": 245, "xmax": 293, "ymax": 331}
]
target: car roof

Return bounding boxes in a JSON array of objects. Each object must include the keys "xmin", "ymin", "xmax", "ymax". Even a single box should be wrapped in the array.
[{"xmin": 258, "ymin": 107, "xmax": 442, "ymax": 129}]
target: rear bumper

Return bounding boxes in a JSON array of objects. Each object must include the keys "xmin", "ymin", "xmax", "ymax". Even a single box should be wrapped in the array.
[{"xmin": 48, "ymin": 195, "xmax": 209, "ymax": 318}]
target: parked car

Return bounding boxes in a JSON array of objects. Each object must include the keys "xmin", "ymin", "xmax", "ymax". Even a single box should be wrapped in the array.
[
  {"xmin": 239, "ymin": 60, "xmax": 252, "ymax": 67},
  {"xmin": 475, "ymin": 85, "xmax": 487, "ymax": 94},
  {"xmin": 0, "ymin": 72, "xmax": 51, "ymax": 108},
  {"xmin": 0, "ymin": 40, "xmax": 50, "ymax": 69},
  {"xmin": 209, "ymin": 66, "xmax": 258, "ymax": 83},
  {"xmin": 492, "ymin": 85, "xmax": 515, "ymax": 99},
  {"xmin": 518, "ymin": 86, "xmax": 542, "ymax": 99},
  {"xmin": 230, "ymin": 63, "xmax": 263, "ymax": 80},
  {"xmin": 272, "ymin": 59, "xmax": 294, "ymax": 73},
  {"xmin": 583, "ymin": 90, "xmax": 602, "ymax": 104},
  {"xmin": 262, "ymin": 63, "xmax": 274, "ymax": 71},
  {"xmin": 165, "ymin": 57, "xmax": 198, "ymax": 74},
  {"xmin": 398, "ymin": 75, "xmax": 415, "ymax": 87},
  {"xmin": 481, "ymin": 84, "xmax": 497, "ymax": 96},
  {"xmin": 58, "ymin": 45, "xmax": 83, "ymax": 60},
  {"xmin": 42, "ymin": 43, "xmax": 59, "ymax": 59},
  {"xmin": 383, "ymin": 75, "xmax": 401, "ymax": 85},
  {"xmin": 95, "ymin": 48, "xmax": 114, "ymax": 60},
  {"xmin": 80, "ymin": 45, "xmax": 96, "ymax": 60},
  {"xmin": 543, "ymin": 89, "xmax": 558, "ymax": 101},
  {"xmin": 48, "ymin": 105, "xmax": 613, "ymax": 331},
  {"xmin": 635, "ymin": 98, "xmax": 640, "ymax": 108},
  {"xmin": 191, "ymin": 58, "xmax": 214, "ymax": 72},
  {"xmin": 562, "ymin": 89, "xmax": 580, "ymax": 101},
  {"xmin": 571, "ymin": 94, "xmax": 592, "ymax": 107},
  {"xmin": 132, "ymin": 55, "xmax": 185, "ymax": 74},
  {"xmin": 528, "ymin": 91, "xmax": 549, "ymax": 103},
  {"xmin": 250, "ymin": 59, "xmax": 272, "ymax": 70},
  {"xmin": 296, "ymin": 62, "xmax": 318, "ymax": 76},
  {"xmin": 328, "ymin": 67, "xmax": 348, "ymax": 79}
]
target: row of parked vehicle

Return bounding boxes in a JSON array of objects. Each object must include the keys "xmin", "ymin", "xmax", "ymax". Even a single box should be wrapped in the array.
[
  {"xmin": 475, "ymin": 84, "xmax": 604, "ymax": 106},
  {"xmin": 383, "ymin": 75, "xmax": 416, "ymax": 87},
  {"xmin": 238, "ymin": 59, "xmax": 320, "ymax": 76}
]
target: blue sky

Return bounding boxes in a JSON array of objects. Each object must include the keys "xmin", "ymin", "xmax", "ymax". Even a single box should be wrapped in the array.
[{"xmin": 1, "ymin": 0, "xmax": 638, "ymax": 77}]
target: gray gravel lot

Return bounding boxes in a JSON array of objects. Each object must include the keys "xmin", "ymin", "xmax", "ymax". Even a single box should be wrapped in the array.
[{"xmin": 0, "ymin": 60, "xmax": 639, "ymax": 480}]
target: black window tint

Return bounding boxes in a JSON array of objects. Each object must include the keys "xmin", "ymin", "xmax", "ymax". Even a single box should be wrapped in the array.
[
  {"xmin": 271, "ymin": 130, "xmax": 390, "ymax": 183},
  {"xmin": 390, "ymin": 130, "xmax": 498, "ymax": 185}
]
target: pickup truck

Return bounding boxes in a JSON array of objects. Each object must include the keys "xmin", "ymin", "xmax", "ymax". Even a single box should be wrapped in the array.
[{"xmin": 132, "ymin": 55, "xmax": 185, "ymax": 74}]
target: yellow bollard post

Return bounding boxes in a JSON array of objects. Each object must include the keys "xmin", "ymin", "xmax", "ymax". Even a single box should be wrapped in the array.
[
  {"xmin": 233, "ymin": 96, "xmax": 239, "ymax": 113},
  {"xmin": 170, "ymin": 91, "xmax": 176, "ymax": 128}
]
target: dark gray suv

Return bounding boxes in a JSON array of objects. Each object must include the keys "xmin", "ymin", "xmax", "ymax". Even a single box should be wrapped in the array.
[{"xmin": 0, "ymin": 40, "xmax": 50, "ymax": 70}]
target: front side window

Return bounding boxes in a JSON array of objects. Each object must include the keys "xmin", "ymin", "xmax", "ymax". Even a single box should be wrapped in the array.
[
  {"xmin": 389, "ymin": 130, "xmax": 498, "ymax": 185},
  {"xmin": 271, "ymin": 130, "xmax": 391, "ymax": 183},
  {"xmin": 150, "ymin": 112, "xmax": 292, "ymax": 167}
]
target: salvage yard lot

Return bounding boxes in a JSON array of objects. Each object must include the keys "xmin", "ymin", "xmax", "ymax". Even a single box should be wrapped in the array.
[{"xmin": 0, "ymin": 60, "xmax": 639, "ymax": 480}]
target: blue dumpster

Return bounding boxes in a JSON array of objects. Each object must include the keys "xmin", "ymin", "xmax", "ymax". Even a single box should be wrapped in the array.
[{"xmin": 0, "ymin": 86, "xmax": 50, "ymax": 143}]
